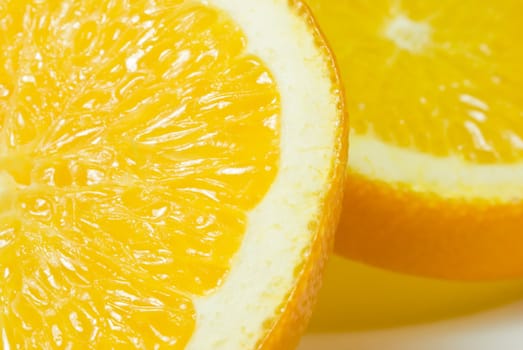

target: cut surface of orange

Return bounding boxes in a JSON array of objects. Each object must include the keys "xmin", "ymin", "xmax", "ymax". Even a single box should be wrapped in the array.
[
  {"xmin": 307, "ymin": 0, "xmax": 523, "ymax": 279},
  {"xmin": 0, "ymin": 0, "xmax": 347, "ymax": 348}
]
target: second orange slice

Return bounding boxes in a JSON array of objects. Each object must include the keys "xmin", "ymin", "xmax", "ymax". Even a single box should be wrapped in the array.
[{"xmin": 308, "ymin": 0, "xmax": 523, "ymax": 280}]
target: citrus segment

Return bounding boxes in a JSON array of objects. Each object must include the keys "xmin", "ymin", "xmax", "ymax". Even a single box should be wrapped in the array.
[
  {"xmin": 0, "ymin": 0, "xmax": 279, "ymax": 347},
  {"xmin": 0, "ymin": 0, "xmax": 346, "ymax": 348}
]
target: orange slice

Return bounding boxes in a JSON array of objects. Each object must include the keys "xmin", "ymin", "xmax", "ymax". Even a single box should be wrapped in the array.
[
  {"xmin": 307, "ymin": 0, "xmax": 523, "ymax": 279},
  {"xmin": 0, "ymin": 0, "xmax": 347, "ymax": 348}
]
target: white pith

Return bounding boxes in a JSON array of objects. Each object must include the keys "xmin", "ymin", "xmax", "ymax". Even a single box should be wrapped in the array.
[
  {"xmin": 350, "ymin": 132, "xmax": 523, "ymax": 200},
  {"xmin": 185, "ymin": 0, "xmax": 341, "ymax": 349}
]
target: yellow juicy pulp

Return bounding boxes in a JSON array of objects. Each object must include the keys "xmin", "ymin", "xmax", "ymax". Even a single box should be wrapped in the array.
[
  {"xmin": 309, "ymin": 0, "xmax": 523, "ymax": 163},
  {"xmin": 0, "ymin": 0, "xmax": 280, "ymax": 348}
]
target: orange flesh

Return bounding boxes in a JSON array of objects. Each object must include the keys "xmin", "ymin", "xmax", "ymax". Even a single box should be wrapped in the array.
[
  {"xmin": 308, "ymin": 0, "xmax": 523, "ymax": 163},
  {"xmin": 0, "ymin": 0, "xmax": 280, "ymax": 347}
]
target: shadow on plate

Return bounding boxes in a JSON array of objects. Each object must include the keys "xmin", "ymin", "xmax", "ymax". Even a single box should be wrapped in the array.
[{"xmin": 306, "ymin": 256, "xmax": 523, "ymax": 333}]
